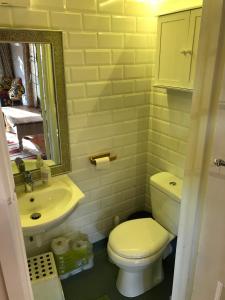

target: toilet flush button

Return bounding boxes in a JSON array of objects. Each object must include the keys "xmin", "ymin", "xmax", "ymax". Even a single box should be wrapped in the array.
[{"xmin": 169, "ymin": 181, "xmax": 176, "ymax": 186}]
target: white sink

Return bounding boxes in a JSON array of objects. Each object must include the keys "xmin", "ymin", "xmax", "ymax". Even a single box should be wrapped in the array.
[{"xmin": 17, "ymin": 175, "xmax": 84, "ymax": 236}]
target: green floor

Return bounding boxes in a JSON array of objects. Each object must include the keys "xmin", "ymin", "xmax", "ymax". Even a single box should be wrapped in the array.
[
  {"xmin": 61, "ymin": 240, "xmax": 175, "ymax": 300},
  {"xmin": 97, "ymin": 296, "xmax": 110, "ymax": 300}
]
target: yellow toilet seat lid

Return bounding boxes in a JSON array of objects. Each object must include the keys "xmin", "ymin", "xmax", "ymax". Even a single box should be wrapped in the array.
[{"xmin": 108, "ymin": 218, "xmax": 169, "ymax": 259}]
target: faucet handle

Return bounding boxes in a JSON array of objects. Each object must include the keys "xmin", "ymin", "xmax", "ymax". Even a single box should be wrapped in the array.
[
  {"xmin": 15, "ymin": 157, "xmax": 25, "ymax": 173},
  {"xmin": 24, "ymin": 171, "xmax": 33, "ymax": 193},
  {"xmin": 24, "ymin": 171, "xmax": 32, "ymax": 182}
]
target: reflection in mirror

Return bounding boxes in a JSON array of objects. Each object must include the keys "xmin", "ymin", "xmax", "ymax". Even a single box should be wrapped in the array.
[
  {"xmin": 0, "ymin": 29, "xmax": 70, "ymax": 183},
  {"xmin": 0, "ymin": 42, "xmax": 60, "ymax": 174}
]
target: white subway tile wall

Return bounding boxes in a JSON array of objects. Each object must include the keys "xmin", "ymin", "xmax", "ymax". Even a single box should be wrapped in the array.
[
  {"xmin": 2, "ymin": 0, "xmax": 192, "ymax": 254},
  {"xmin": 146, "ymin": 88, "xmax": 192, "ymax": 210}
]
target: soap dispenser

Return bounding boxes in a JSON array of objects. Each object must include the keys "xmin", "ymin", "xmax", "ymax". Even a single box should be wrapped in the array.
[
  {"xmin": 36, "ymin": 154, "xmax": 43, "ymax": 169},
  {"xmin": 41, "ymin": 161, "xmax": 51, "ymax": 185}
]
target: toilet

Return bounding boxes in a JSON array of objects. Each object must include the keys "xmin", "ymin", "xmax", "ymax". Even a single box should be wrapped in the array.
[{"xmin": 107, "ymin": 172, "xmax": 182, "ymax": 298}]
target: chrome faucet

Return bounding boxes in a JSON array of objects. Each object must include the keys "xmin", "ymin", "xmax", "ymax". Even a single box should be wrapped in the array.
[
  {"xmin": 24, "ymin": 171, "xmax": 33, "ymax": 193},
  {"xmin": 15, "ymin": 157, "xmax": 33, "ymax": 192}
]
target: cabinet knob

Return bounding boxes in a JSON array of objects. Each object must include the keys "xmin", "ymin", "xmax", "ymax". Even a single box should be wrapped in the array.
[{"xmin": 180, "ymin": 49, "xmax": 192, "ymax": 55}]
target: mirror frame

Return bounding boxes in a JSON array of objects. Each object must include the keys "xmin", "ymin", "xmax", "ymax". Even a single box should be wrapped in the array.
[{"xmin": 0, "ymin": 29, "xmax": 71, "ymax": 185}]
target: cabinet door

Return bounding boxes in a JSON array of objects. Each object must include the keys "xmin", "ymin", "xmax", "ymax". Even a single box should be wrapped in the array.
[
  {"xmin": 155, "ymin": 11, "xmax": 191, "ymax": 88},
  {"xmin": 187, "ymin": 8, "xmax": 202, "ymax": 87}
]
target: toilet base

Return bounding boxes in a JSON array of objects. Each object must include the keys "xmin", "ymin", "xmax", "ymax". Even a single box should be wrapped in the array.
[{"xmin": 116, "ymin": 257, "xmax": 164, "ymax": 298}]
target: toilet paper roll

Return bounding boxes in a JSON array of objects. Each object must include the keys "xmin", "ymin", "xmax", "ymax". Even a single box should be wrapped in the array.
[
  {"xmin": 72, "ymin": 240, "xmax": 90, "ymax": 258},
  {"xmin": 72, "ymin": 240, "xmax": 89, "ymax": 251},
  {"xmin": 51, "ymin": 237, "xmax": 70, "ymax": 255},
  {"xmin": 95, "ymin": 156, "xmax": 110, "ymax": 170}
]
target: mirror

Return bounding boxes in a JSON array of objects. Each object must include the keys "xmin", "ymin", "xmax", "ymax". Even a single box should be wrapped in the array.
[{"xmin": 0, "ymin": 29, "xmax": 71, "ymax": 184}]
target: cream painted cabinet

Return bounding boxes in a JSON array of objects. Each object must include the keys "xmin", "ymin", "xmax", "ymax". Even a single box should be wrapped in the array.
[{"xmin": 155, "ymin": 8, "xmax": 202, "ymax": 90}]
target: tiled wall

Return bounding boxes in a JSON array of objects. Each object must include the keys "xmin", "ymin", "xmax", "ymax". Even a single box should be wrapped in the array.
[
  {"xmin": 144, "ymin": 0, "xmax": 202, "ymax": 209},
  {"xmin": 145, "ymin": 88, "xmax": 192, "ymax": 209},
  {"xmin": 0, "ymin": 0, "xmax": 156, "ymax": 254},
  {"xmin": 1, "ymin": 0, "xmax": 196, "ymax": 254}
]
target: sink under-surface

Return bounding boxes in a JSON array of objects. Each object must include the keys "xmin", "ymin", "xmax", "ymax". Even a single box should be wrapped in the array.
[{"xmin": 17, "ymin": 175, "xmax": 84, "ymax": 235}]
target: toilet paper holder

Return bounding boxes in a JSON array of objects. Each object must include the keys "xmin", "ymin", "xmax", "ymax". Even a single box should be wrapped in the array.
[{"xmin": 89, "ymin": 153, "xmax": 117, "ymax": 165}]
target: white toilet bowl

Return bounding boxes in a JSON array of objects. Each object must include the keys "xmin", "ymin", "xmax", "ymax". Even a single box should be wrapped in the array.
[
  {"xmin": 108, "ymin": 172, "xmax": 182, "ymax": 298},
  {"xmin": 107, "ymin": 218, "xmax": 171, "ymax": 298}
]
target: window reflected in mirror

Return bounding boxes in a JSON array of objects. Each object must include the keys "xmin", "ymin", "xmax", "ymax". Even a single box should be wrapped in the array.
[{"xmin": 0, "ymin": 42, "xmax": 61, "ymax": 174}]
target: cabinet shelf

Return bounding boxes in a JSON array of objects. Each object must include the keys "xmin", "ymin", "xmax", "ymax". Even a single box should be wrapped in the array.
[{"xmin": 153, "ymin": 84, "xmax": 193, "ymax": 93}]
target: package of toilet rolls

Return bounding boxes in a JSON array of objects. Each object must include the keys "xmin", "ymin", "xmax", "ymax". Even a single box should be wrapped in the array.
[{"xmin": 51, "ymin": 232, "xmax": 94, "ymax": 280}]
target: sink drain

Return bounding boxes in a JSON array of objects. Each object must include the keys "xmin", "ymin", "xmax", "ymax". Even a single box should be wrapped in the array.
[{"xmin": 30, "ymin": 213, "xmax": 41, "ymax": 220}]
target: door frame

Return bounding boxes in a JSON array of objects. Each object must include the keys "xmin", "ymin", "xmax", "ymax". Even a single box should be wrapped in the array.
[
  {"xmin": 0, "ymin": 109, "xmax": 33, "ymax": 300},
  {"xmin": 172, "ymin": 0, "xmax": 225, "ymax": 299},
  {"xmin": 0, "ymin": 1, "xmax": 224, "ymax": 299}
]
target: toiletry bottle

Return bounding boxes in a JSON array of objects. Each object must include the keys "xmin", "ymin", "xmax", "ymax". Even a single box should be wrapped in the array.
[
  {"xmin": 41, "ymin": 161, "xmax": 51, "ymax": 185},
  {"xmin": 36, "ymin": 154, "xmax": 43, "ymax": 169}
]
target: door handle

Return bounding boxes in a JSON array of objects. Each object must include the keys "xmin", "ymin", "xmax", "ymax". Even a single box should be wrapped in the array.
[
  {"xmin": 180, "ymin": 49, "xmax": 192, "ymax": 55},
  {"xmin": 180, "ymin": 49, "xmax": 187, "ymax": 55},
  {"xmin": 214, "ymin": 158, "xmax": 225, "ymax": 167}
]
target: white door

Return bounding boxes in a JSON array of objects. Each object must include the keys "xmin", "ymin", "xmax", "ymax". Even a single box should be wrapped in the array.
[
  {"xmin": 171, "ymin": 0, "xmax": 225, "ymax": 299},
  {"xmin": 0, "ymin": 110, "xmax": 33, "ymax": 300},
  {"xmin": 191, "ymin": 96, "xmax": 225, "ymax": 299}
]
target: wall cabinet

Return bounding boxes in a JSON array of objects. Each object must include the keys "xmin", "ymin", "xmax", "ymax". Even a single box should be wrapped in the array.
[{"xmin": 155, "ymin": 8, "xmax": 202, "ymax": 90}]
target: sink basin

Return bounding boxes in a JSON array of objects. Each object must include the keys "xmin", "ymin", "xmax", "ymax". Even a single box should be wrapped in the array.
[{"xmin": 17, "ymin": 175, "xmax": 84, "ymax": 236}]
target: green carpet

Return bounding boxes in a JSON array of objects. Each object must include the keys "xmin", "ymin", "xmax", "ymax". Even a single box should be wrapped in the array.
[{"xmin": 97, "ymin": 296, "xmax": 110, "ymax": 300}]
